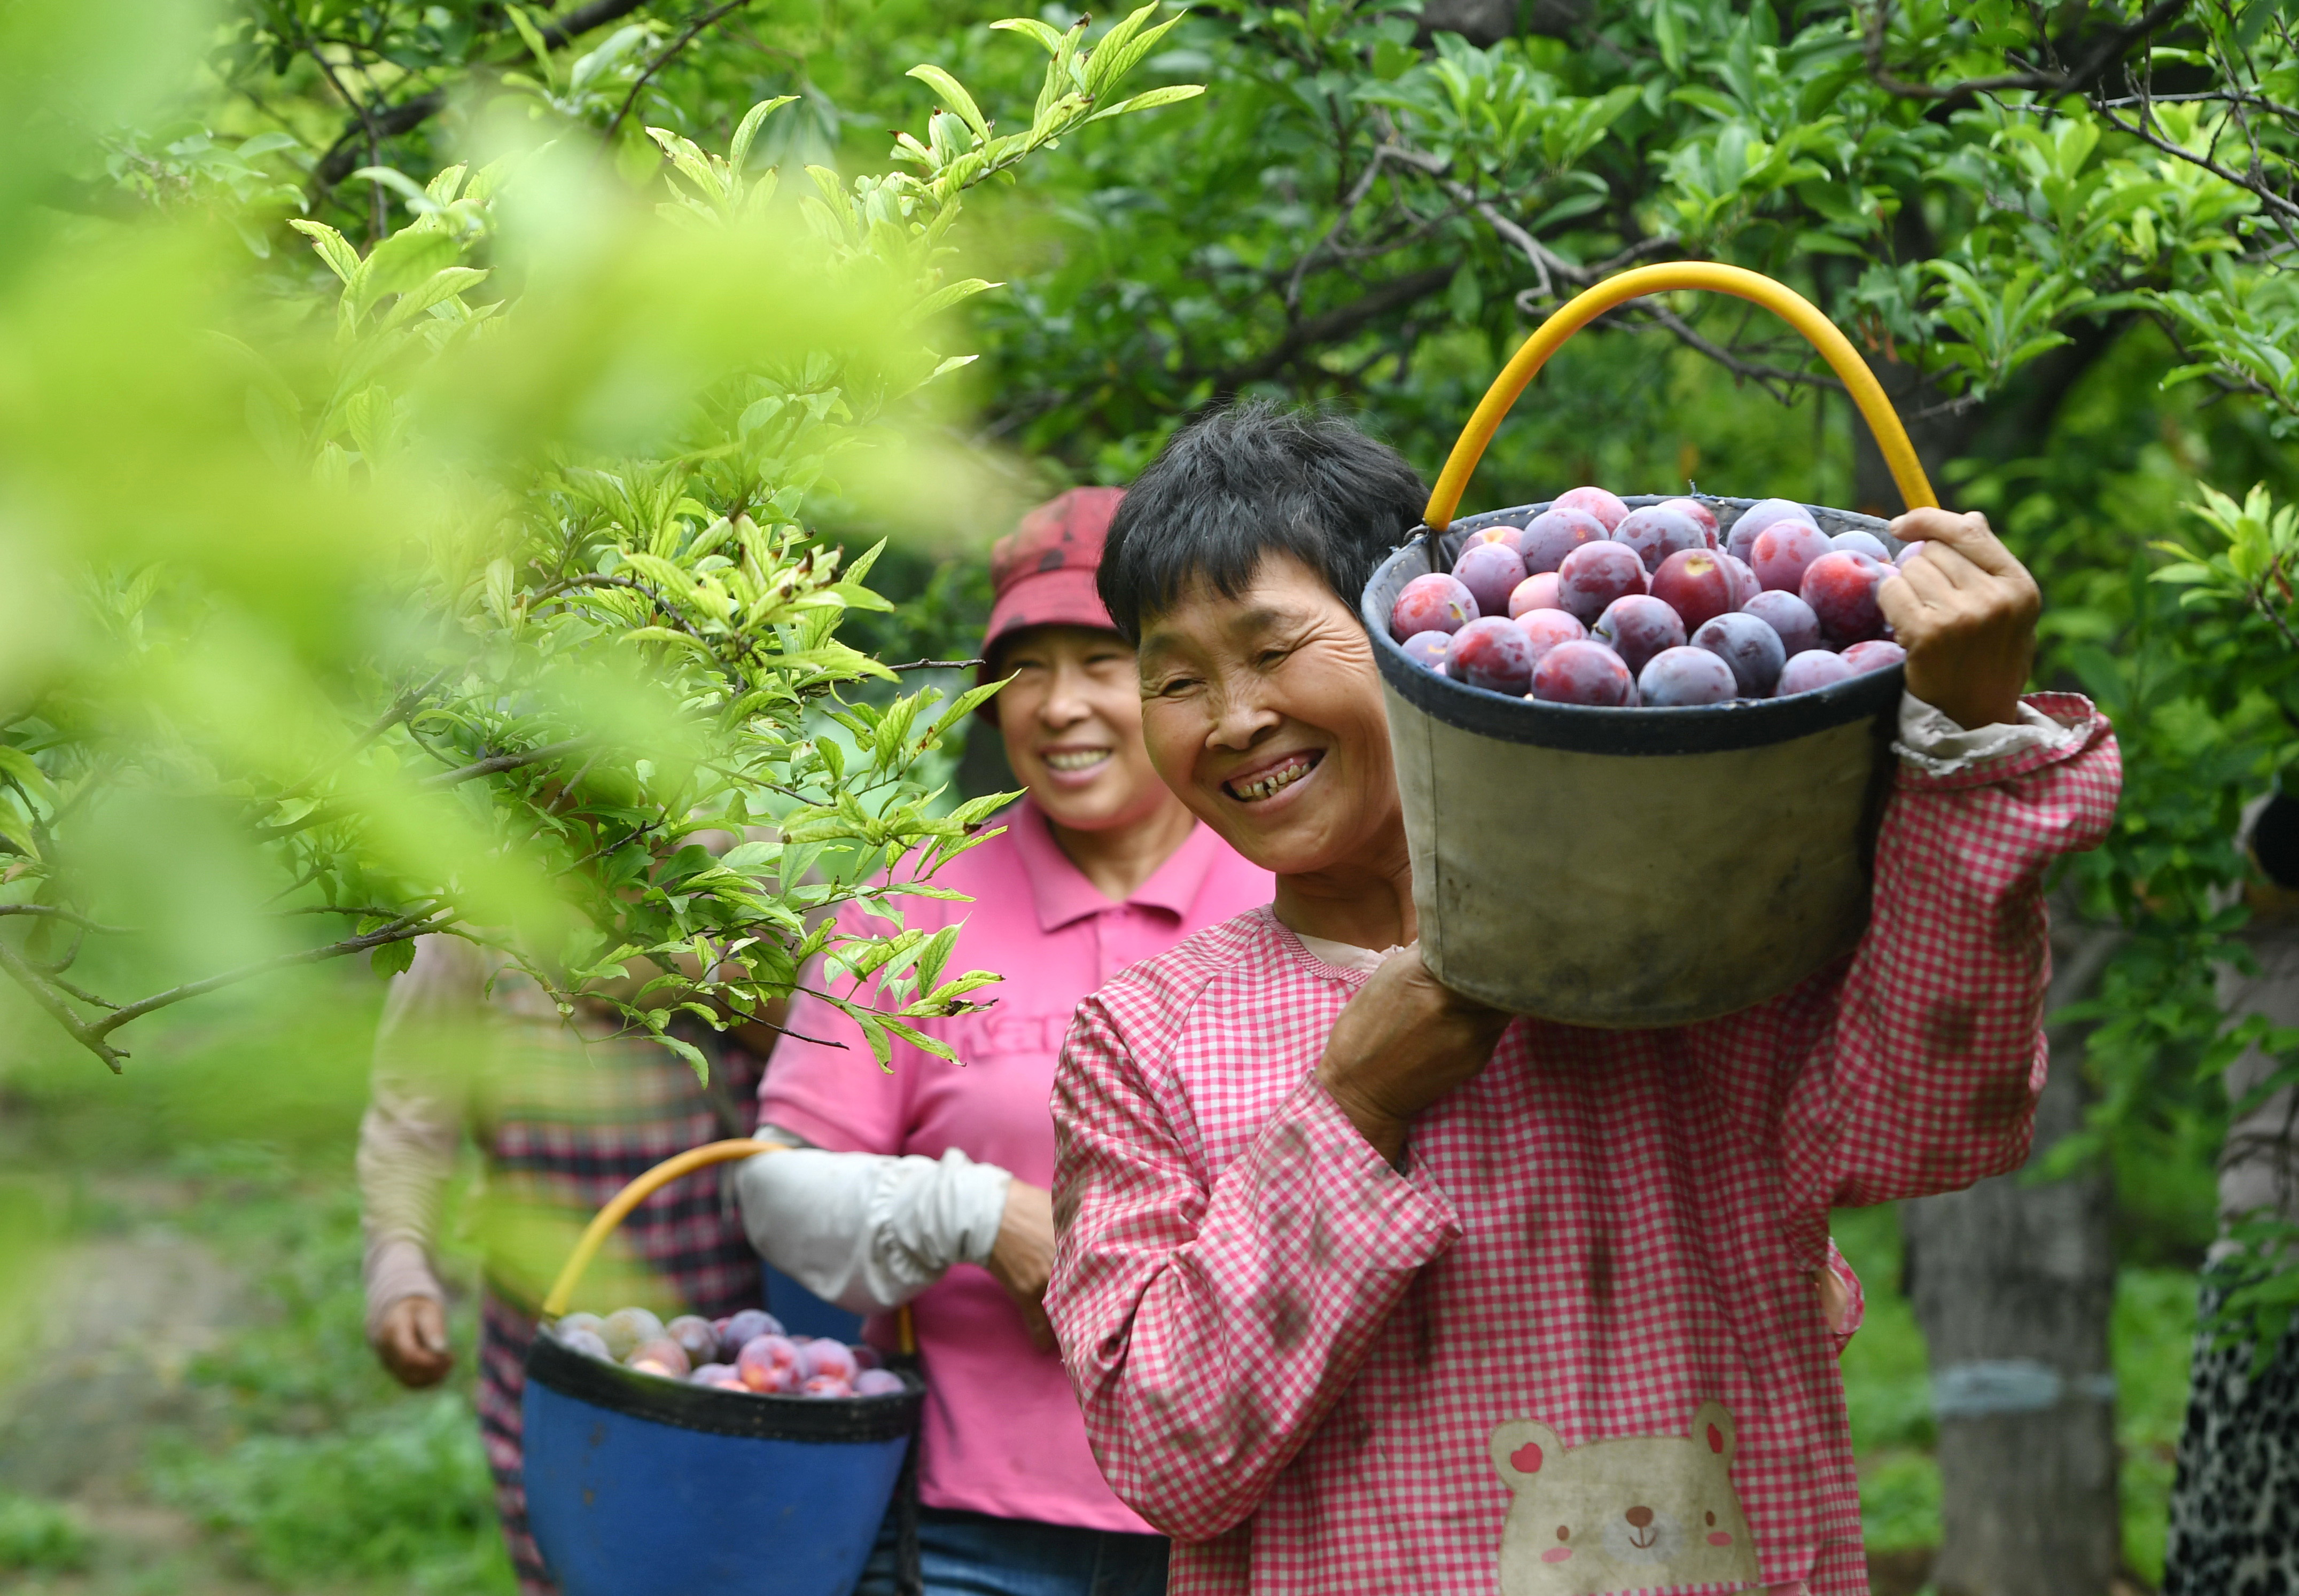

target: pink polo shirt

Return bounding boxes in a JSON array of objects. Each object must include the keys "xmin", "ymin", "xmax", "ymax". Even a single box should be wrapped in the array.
[{"xmin": 758, "ymin": 797, "xmax": 1273, "ymax": 1532}]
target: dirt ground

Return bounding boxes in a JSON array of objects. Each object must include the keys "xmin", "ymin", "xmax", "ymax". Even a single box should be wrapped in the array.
[{"xmin": 0, "ymin": 1185, "xmax": 274, "ymax": 1595}]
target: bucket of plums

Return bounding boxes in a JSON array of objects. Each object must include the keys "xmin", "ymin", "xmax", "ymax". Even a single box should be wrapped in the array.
[
  {"xmin": 1363, "ymin": 263, "xmax": 1946, "ymax": 1028},
  {"xmin": 520, "ymin": 1141, "xmax": 920, "ymax": 1596}
]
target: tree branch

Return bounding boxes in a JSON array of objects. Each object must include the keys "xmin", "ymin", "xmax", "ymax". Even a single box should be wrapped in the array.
[
  {"xmin": 80, "ymin": 911, "xmax": 455, "ymax": 1051},
  {"xmin": 310, "ymin": 0, "xmax": 654, "ymax": 190},
  {"xmin": 1865, "ymin": 0, "xmax": 2191, "ymax": 106},
  {"xmin": 0, "ymin": 904, "xmax": 135, "ymax": 935},
  {"xmin": 1614, "ymin": 302, "xmax": 1852, "ymax": 402},
  {"xmin": 0, "ymin": 933, "xmax": 124, "ymax": 1071},
  {"xmin": 418, "ymin": 737, "xmax": 590, "ymax": 791},
  {"xmin": 1197, "ymin": 265, "xmax": 1459, "ymax": 392},
  {"xmin": 602, "ymin": 0, "xmax": 754, "ymax": 147}
]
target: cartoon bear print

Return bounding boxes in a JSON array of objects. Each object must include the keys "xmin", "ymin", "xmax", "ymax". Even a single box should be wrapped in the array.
[{"xmin": 1487, "ymin": 1401, "xmax": 1761, "ymax": 1595}]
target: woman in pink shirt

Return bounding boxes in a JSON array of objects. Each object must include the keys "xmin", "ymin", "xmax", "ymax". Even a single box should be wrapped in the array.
[{"xmin": 737, "ymin": 488, "xmax": 1272, "ymax": 1596}]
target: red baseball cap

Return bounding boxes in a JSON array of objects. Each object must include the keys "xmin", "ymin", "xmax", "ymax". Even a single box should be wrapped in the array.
[{"xmin": 980, "ymin": 487, "xmax": 1126, "ymax": 681}]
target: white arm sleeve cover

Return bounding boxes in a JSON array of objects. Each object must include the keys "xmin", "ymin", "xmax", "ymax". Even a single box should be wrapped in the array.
[
  {"xmin": 734, "ymin": 1146, "xmax": 1014, "ymax": 1313},
  {"xmin": 1893, "ymin": 691, "xmax": 2084, "ymax": 777}
]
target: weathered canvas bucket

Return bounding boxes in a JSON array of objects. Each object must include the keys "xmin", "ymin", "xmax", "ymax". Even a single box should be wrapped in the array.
[
  {"xmin": 1366, "ymin": 264, "xmax": 1938, "ymax": 1028},
  {"xmin": 520, "ymin": 1141, "xmax": 921, "ymax": 1596}
]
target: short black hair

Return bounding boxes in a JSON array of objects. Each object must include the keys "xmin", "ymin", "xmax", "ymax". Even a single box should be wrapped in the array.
[{"xmin": 1096, "ymin": 401, "xmax": 1428, "ymax": 642}]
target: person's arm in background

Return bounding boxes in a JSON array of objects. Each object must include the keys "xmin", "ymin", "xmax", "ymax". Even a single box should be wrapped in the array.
[
  {"xmin": 358, "ymin": 935, "xmax": 485, "ymax": 1388},
  {"xmin": 737, "ymin": 953, "xmax": 1059, "ymax": 1344}
]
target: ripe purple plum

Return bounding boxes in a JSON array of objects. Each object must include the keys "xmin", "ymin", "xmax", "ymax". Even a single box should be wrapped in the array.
[
  {"xmin": 1591, "ymin": 596, "xmax": 1686, "ymax": 676},
  {"xmin": 559, "ymin": 1327, "xmax": 612, "ymax": 1362},
  {"xmin": 1614, "ymin": 505, "xmax": 1706, "ymax": 573},
  {"xmin": 1657, "ymin": 497, "xmax": 1719, "ymax": 546},
  {"xmin": 1467, "ymin": 523, "xmax": 1527, "ymax": 558},
  {"xmin": 1638, "ymin": 646, "xmax": 1738, "ymax": 706},
  {"xmin": 800, "ymin": 1375, "xmax": 854, "ymax": 1399},
  {"xmin": 1389, "ymin": 572, "xmax": 1477, "ymax": 641},
  {"xmin": 1691, "ymin": 612, "xmax": 1788, "ymax": 697},
  {"xmin": 602, "ymin": 1307, "xmax": 665, "ymax": 1360},
  {"xmin": 851, "ymin": 1344, "xmax": 884, "ymax": 1371},
  {"xmin": 1750, "ymin": 519, "xmax": 1833, "ymax": 594},
  {"xmin": 627, "ymin": 1337, "xmax": 691, "ymax": 1379},
  {"xmin": 1513, "ymin": 608, "xmax": 1587, "ymax": 664},
  {"xmin": 716, "ymin": 1309, "xmax": 778, "ymax": 1361},
  {"xmin": 1552, "ymin": 485, "xmax": 1628, "ymax": 531},
  {"xmin": 557, "ymin": 1313, "xmax": 605, "ymax": 1342},
  {"xmin": 690, "ymin": 1363, "xmax": 739, "ymax": 1386},
  {"xmin": 853, "ymin": 1369, "xmax": 905, "ymax": 1397},
  {"xmin": 1841, "ymin": 639, "xmax": 1907, "ymax": 674},
  {"xmin": 1723, "ymin": 554, "xmax": 1760, "ymax": 609},
  {"xmin": 1451, "ymin": 540, "xmax": 1529, "ymax": 619},
  {"xmin": 738, "ymin": 1334, "xmax": 802, "ymax": 1393},
  {"xmin": 1518, "ymin": 507, "xmax": 1608, "ymax": 574},
  {"xmin": 1896, "ymin": 539, "xmax": 1928, "ymax": 569},
  {"xmin": 1508, "ymin": 571, "xmax": 1564, "ymax": 617},
  {"xmin": 1775, "ymin": 649, "xmax": 1857, "ymax": 696},
  {"xmin": 1725, "ymin": 498, "xmax": 1818, "ymax": 562},
  {"xmin": 1401, "ymin": 630, "xmax": 1449, "ymax": 670},
  {"xmin": 667, "ymin": 1315, "xmax": 718, "ymax": 1369},
  {"xmin": 1531, "ymin": 640, "xmax": 1636, "ymax": 706},
  {"xmin": 1799, "ymin": 551, "xmax": 1890, "ymax": 645},
  {"xmin": 1445, "ymin": 617, "xmax": 1537, "ymax": 694},
  {"xmin": 1649, "ymin": 549, "xmax": 1737, "ymax": 632},
  {"xmin": 801, "ymin": 1340, "xmax": 860, "ymax": 1383},
  {"xmin": 1741, "ymin": 590, "xmax": 1822, "ymax": 657},
  {"xmin": 1830, "ymin": 528, "xmax": 1891, "ymax": 561},
  {"xmin": 1555, "ymin": 542, "xmax": 1647, "ymax": 623}
]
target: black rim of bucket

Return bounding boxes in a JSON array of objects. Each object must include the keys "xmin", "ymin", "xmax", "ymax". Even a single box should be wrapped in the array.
[
  {"xmin": 525, "ymin": 1325, "xmax": 923, "ymax": 1443},
  {"xmin": 1362, "ymin": 494, "xmax": 1905, "ymax": 756}
]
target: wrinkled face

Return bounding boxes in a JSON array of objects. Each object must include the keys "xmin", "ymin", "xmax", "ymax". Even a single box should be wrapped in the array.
[
  {"xmin": 1134, "ymin": 553, "xmax": 1399, "ymax": 878},
  {"xmin": 995, "ymin": 625, "xmax": 1174, "ymax": 834}
]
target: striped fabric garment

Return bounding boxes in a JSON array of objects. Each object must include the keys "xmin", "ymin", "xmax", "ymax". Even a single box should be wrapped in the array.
[
  {"xmin": 1047, "ymin": 693, "xmax": 2120, "ymax": 1596},
  {"xmin": 473, "ymin": 1018, "xmax": 767, "ymax": 1595}
]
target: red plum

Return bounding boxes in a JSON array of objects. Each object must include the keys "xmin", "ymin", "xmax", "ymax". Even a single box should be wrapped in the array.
[
  {"xmin": 1638, "ymin": 646, "xmax": 1738, "ymax": 706},
  {"xmin": 1592, "ymin": 594, "xmax": 1687, "ymax": 675},
  {"xmin": 1531, "ymin": 640, "xmax": 1635, "ymax": 706},
  {"xmin": 1556, "ymin": 542, "xmax": 1647, "ymax": 623}
]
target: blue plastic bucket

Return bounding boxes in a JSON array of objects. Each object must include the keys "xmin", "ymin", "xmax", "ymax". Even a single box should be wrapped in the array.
[
  {"xmin": 517, "ymin": 1139, "xmax": 924, "ymax": 1596},
  {"xmin": 523, "ymin": 1328, "xmax": 921, "ymax": 1596}
]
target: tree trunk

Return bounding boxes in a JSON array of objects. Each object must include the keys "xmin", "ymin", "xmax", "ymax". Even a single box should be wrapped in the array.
[{"xmin": 1900, "ymin": 924, "xmax": 2126, "ymax": 1596}]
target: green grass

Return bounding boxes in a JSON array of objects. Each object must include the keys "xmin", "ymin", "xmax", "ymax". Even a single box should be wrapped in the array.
[
  {"xmin": 0, "ymin": 1492, "xmax": 93, "ymax": 1573},
  {"xmin": 142, "ymin": 1155, "xmax": 516, "ymax": 1595}
]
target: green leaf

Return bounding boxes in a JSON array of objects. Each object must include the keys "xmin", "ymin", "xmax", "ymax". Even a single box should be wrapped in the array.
[
  {"xmin": 907, "ymin": 65, "xmax": 991, "ymax": 140},
  {"xmin": 0, "ymin": 747, "xmax": 59, "ymax": 807},
  {"xmin": 989, "ymin": 17, "xmax": 1069, "ymax": 56},
  {"xmin": 371, "ymin": 938, "xmax": 418, "ymax": 980},
  {"xmin": 1081, "ymin": 83, "xmax": 1205, "ymax": 124},
  {"xmin": 288, "ymin": 220, "xmax": 361, "ymax": 284},
  {"xmin": 504, "ymin": 3, "xmax": 558, "ymax": 85},
  {"xmin": 348, "ymin": 229, "xmax": 463, "ymax": 323},
  {"xmin": 729, "ymin": 96, "xmax": 797, "ymax": 174}
]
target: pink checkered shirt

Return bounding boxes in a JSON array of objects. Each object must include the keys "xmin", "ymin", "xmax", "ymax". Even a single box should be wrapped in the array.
[{"xmin": 1047, "ymin": 693, "xmax": 2119, "ymax": 1596}]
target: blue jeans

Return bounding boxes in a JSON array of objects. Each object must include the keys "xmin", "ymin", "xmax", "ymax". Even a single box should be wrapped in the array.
[{"xmin": 853, "ymin": 1504, "xmax": 1170, "ymax": 1596}]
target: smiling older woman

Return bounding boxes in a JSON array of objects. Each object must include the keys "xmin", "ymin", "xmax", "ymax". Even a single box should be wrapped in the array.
[
  {"xmin": 734, "ymin": 488, "xmax": 1271, "ymax": 1596},
  {"xmin": 1042, "ymin": 402, "xmax": 2120, "ymax": 1596}
]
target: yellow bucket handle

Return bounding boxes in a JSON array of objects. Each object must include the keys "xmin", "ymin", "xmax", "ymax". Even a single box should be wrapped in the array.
[
  {"xmin": 1423, "ymin": 262, "xmax": 1937, "ymax": 532},
  {"xmin": 540, "ymin": 1137, "xmax": 917, "ymax": 1357}
]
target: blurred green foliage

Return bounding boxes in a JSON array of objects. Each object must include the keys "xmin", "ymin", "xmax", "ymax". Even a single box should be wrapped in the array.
[
  {"xmin": 0, "ymin": 1493, "xmax": 93, "ymax": 1573},
  {"xmin": 0, "ymin": 1, "xmax": 1202, "ymax": 1081}
]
